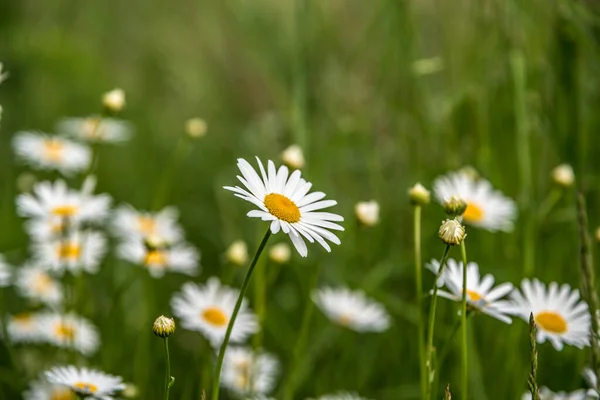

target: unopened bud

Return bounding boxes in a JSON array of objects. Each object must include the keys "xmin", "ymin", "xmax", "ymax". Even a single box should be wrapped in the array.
[
  {"xmin": 443, "ymin": 196, "xmax": 467, "ymax": 217},
  {"xmin": 409, "ymin": 183, "xmax": 430, "ymax": 206},
  {"xmin": 551, "ymin": 164, "xmax": 575, "ymax": 188},
  {"xmin": 281, "ymin": 145, "xmax": 305, "ymax": 169},
  {"xmin": 102, "ymin": 88, "xmax": 126, "ymax": 113},
  {"xmin": 144, "ymin": 234, "xmax": 167, "ymax": 251},
  {"xmin": 122, "ymin": 383, "xmax": 139, "ymax": 398},
  {"xmin": 226, "ymin": 240, "xmax": 248, "ymax": 266},
  {"xmin": 354, "ymin": 201, "xmax": 379, "ymax": 226},
  {"xmin": 439, "ymin": 219, "xmax": 466, "ymax": 246},
  {"xmin": 153, "ymin": 315, "xmax": 175, "ymax": 338},
  {"xmin": 185, "ymin": 118, "xmax": 207, "ymax": 138},
  {"xmin": 269, "ymin": 243, "xmax": 291, "ymax": 264}
]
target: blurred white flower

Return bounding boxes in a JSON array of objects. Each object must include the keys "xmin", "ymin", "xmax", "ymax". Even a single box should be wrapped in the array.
[
  {"xmin": 507, "ymin": 279, "xmax": 590, "ymax": 350},
  {"xmin": 111, "ymin": 205, "xmax": 183, "ymax": 244},
  {"xmin": 433, "ymin": 169, "xmax": 517, "ymax": 232},
  {"xmin": 15, "ymin": 263, "xmax": 62, "ymax": 307},
  {"xmin": 281, "ymin": 144, "xmax": 305, "ymax": 169},
  {"xmin": 171, "ymin": 277, "xmax": 259, "ymax": 347},
  {"xmin": 312, "ymin": 287, "xmax": 390, "ymax": 333},
  {"xmin": 521, "ymin": 387, "xmax": 591, "ymax": 400},
  {"xmin": 552, "ymin": 164, "xmax": 575, "ymax": 188},
  {"xmin": 185, "ymin": 117, "xmax": 207, "ymax": 138},
  {"xmin": 426, "ymin": 258, "xmax": 514, "ymax": 323},
  {"xmin": 102, "ymin": 88, "xmax": 126, "ymax": 112},
  {"xmin": 0, "ymin": 255, "xmax": 12, "ymax": 287},
  {"xmin": 38, "ymin": 313, "xmax": 100, "ymax": 356},
  {"xmin": 226, "ymin": 240, "xmax": 248, "ymax": 266},
  {"xmin": 354, "ymin": 200, "xmax": 379, "ymax": 226},
  {"xmin": 117, "ymin": 240, "xmax": 199, "ymax": 278},
  {"xmin": 269, "ymin": 243, "xmax": 291, "ymax": 264},
  {"xmin": 221, "ymin": 347, "xmax": 279, "ymax": 397},
  {"xmin": 23, "ymin": 377, "xmax": 75, "ymax": 400},
  {"xmin": 315, "ymin": 392, "xmax": 374, "ymax": 400},
  {"xmin": 45, "ymin": 365, "xmax": 125, "ymax": 399},
  {"xmin": 5, "ymin": 312, "xmax": 44, "ymax": 343},
  {"xmin": 13, "ymin": 132, "xmax": 91, "ymax": 176},
  {"xmin": 224, "ymin": 157, "xmax": 344, "ymax": 257},
  {"xmin": 57, "ymin": 116, "xmax": 132, "ymax": 144}
]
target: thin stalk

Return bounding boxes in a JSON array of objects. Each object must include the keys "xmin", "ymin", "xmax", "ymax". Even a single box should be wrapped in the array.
[
  {"xmin": 460, "ymin": 242, "xmax": 468, "ymax": 400},
  {"xmin": 425, "ymin": 245, "xmax": 451, "ymax": 400},
  {"xmin": 164, "ymin": 337, "xmax": 172, "ymax": 400},
  {"xmin": 528, "ymin": 313, "xmax": 540, "ymax": 400},
  {"xmin": 413, "ymin": 205, "xmax": 426, "ymax": 400},
  {"xmin": 211, "ymin": 229, "xmax": 271, "ymax": 400}
]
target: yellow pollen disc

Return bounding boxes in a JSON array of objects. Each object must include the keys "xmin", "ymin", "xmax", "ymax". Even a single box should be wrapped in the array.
[
  {"xmin": 202, "ymin": 307, "xmax": 228, "ymax": 327},
  {"xmin": 73, "ymin": 382, "xmax": 98, "ymax": 393},
  {"xmin": 264, "ymin": 193, "xmax": 301, "ymax": 223},
  {"xmin": 338, "ymin": 313, "xmax": 353, "ymax": 326},
  {"xmin": 52, "ymin": 205, "xmax": 78, "ymax": 217},
  {"xmin": 33, "ymin": 273, "xmax": 52, "ymax": 293},
  {"xmin": 50, "ymin": 387, "xmax": 75, "ymax": 400},
  {"xmin": 57, "ymin": 242, "xmax": 81, "ymax": 260},
  {"xmin": 54, "ymin": 322, "xmax": 76, "ymax": 340},
  {"xmin": 463, "ymin": 202, "xmax": 484, "ymax": 223},
  {"xmin": 466, "ymin": 290, "xmax": 483, "ymax": 302},
  {"xmin": 137, "ymin": 216, "xmax": 157, "ymax": 235},
  {"xmin": 43, "ymin": 139, "xmax": 64, "ymax": 161},
  {"xmin": 144, "ymin": 250, "xmax": 167, "ymax": 266},
  {"xmin": 535, "ymin": 311, "xmax": 568, "ymax": 334},
  {"xmin": 83, "ymin": 118, "xmax": 102, "ymax": 138}
]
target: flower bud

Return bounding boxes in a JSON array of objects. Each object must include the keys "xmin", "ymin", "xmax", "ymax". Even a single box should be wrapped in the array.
[
  {"xmin": 122, "ymin": 383, "xmax": 139, "ymax": 398},
  {"xmin": 102, "ymin": 88, "xmax": 126, "ymax": 112},
  {"xmin": 226, "ymin": 240, "xmax": 248, "ymax": 266},
  {"xmin": 439, "ymin": 219, "xmax": 466, "ymax": 246},
  {"xmin": 269, "ymin": 243, "xmax": 291, "ymax": 264},
  {"xmin": 185, "ymin": 118, "xmax": 207, "ymax": 138},
  {"xmin": 354, "ymin": 201, "xmax": 379, "ymax": 226},
  {"xmin": 281, "ymin": 145, "xmax": 305, "ymax": 169},
  {"xmin": 408, "ymin": 183, "xmax": 430, "ymax": 206},
  {"xmin": 144, "ymin": 234, "xmax": 167, "ymax": 251},
  {"xmin": 443, "ymin": 196, "xmax": 467, "ymax": 217},
  {"xmin": 153, "ymin": 315, "xmax": 175, "ymax": 338},
  {"xmin": 551, "ymin": 164, "xmax": 575, "ymax": 188}
]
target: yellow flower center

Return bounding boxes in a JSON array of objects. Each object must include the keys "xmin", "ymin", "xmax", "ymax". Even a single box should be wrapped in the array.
[
  {"xmin": 57, "ymin": 242, "xmax": 81, "ymax": 260},
  {"xmin": 264, "ymin": 193, "xmax": 301, "ymax": 223},
  {"xmin": 52, "ymin": 205, "xmax": 78, "ymax": 217},
  {"xmin": 33, "ymin": 273, "xmax": 53, "ymax": 294},
  {"xmin": 462, "ymin": 202, "xmax": 484, "ymax": 223},
  {"xmin": 54, "ymin": 322, "xmax": 76, "ymax": 340},
  {"xmin": 338, "ymin": 313, "xmax": 353, "ymax": 326},
  {"xmin": 202, "ymin": 307, "xmax": 228, "ymax": 327},
  {"xmin": 137, "ymin": 216, "xmax": 157, "ymax": 235},
  {"xmin": 83, "ymin": 118, "xmax": 102, "ymax": 138},
  {"xmin": 535, "ymin": 311, "xmax": 568, "ymax": 334},
  {"xmin": 43, "ymin": 139, "xmax": 64, "ymax": 161},
  {"xmin": 50, "ymin": 387, "xmax": 75, "ymax": 400},
  {"xmin": 73, "ymin": 382, "xmax": 98, "ymax": 393},
  {"xmin": 466, "ymin": 290, "xmax": 483, "ymax": 302},
  {"xmin": 13, "ymin": 313, "xmax": 33, "ymax": 326},
  {"xmin": 144, "ymin": 250, "xmax": 167, "ymax": 266}
]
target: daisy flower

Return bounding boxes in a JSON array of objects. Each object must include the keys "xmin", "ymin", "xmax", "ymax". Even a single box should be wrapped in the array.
[
  {"xmin": 224, "ymin": 157, "xmax": 344, "ymax": 257},
  {"xmin": 15, "ymin": 263, "xmax": 63, "ymax": 307},
  {"xmin": 521, "ymin": 387, "xmax": 591, "ymax": 400},
  {"xmin": 38, "ymin": 313, "xmax": 100, "ymax": 356},
  {"xmin": 5, "ymin": 312, "xmax": 44, "ymax": 343},
  {"xmin": 583, "ymin": 368, "xmax": 599, "ymax": 398},
  {"xmin": 57, "ymin": 116, "xmax": 133, "ymax": 143},
  {"xmin": 507, "ymin": 279, "xmax": 590, "ymax": 350},
  {"xmin": 426, "ymin": 258, "xmax": 514, "ymax": 323},
  {"xmin": 433, "ymin": 169, "xmax": 517, "ymax": 232},
  {"xmin": 220, "ymin": 347, "xmax": 279, "ymax": 397},
  {"xmin": 45, "ymin": 366, "xmax": 125, "ymax": 399},
  {"xmin": 17, "ymin": 179, "xmax": 111, "ymax": 224},
  {"xmin": 12, "ymin": 131, "xmax": 91, "ymax": 176},
  {"xmin": 315, "ymin": 392, "xmax": 374, "ymax": 400},
  {"xmin": 312, "ymin": 287, "xmax": 390, "ymax": 333},
  {"xmin": 117, "ymin": 239, "xmax": 199, "ymax": 278},
  {"xmin": 23, "ymin": 377, "xmax": 77, "ymax": 400},
  {"xmin": 171, "ymin": 277, "xmax": 259, "ymax": 346},
  {"xmin": 111, "ymin": 205, "xmax": 183, "ymax": 243},
  {"xmin": 0, "ymin": 254, "xmax": 12, "ymax": 287},
  {"xmin": 32, "ymin": 230, "xmax": 107, "ymax": 274}
]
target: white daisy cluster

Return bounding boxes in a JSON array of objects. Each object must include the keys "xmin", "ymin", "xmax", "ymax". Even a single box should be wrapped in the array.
[
  {"xmin": 220, "ymin": 347, "xmax": 279, "ymax": 397},
  {"xmin": 41, "ymin": 365, "xmax": 125, "ymax": 399}
]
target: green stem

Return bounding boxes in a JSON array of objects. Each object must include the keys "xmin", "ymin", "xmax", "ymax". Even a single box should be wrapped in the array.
[
  {"xmin": 282, "ymin": 261, "xmax": 322, "ymax": 400},
  {"xmin": 211, "ymin": 228, "xmax": 272, "ymax": 400},
  {"xmin": 460, "ymin": 242, "xmax": 468, "ymax": 400},
  {"xmin": 425, "ymin": 245, "xmax": 451, "ymax": 400},
  {"xmin": 413, "ymin": 205, "xmax": 426, "ymax": 400},
  {"xmin": 164, "ymin": 337, "xmax": 172, "ymax": 400}
]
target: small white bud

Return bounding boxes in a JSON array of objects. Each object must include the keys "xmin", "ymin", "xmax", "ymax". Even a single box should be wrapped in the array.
[
  {"xmin": 443, "ymin": 196, "xmax": 467, "ymax": 217},
  {"xmin": 269, "ymin": 243, "xmax": 291, "ymax": 264},
  {"xmin": 122, "ymin": 383, "xmax": 139, "ymax": 398},
  {"xmin": 153, "ymin": 315, "xmax": 175, "ymax": 338},
  {"xmin": 439, "ymin": 219, "xmax": 467, "ymax": 246},
  {"xmin": 226, "ymin": 240, "xmax": 248, "ymax": 266},
  {"xmin": 354, "ymin": 201, "xmax": 380, "ymax": 226},
  {"xmin": 102, "ymin": 88, "xmax": 126, "ymax": 112},
  {"xmin": 551, "ymin": 164, "xmax": 575, "ymax": 188},
  {"xmin": 281, "ymin": 145, "xmax": 305, "ymax": 169},
  {"xmin": 409, "ymin": 183, "xmax": 431, "ymax": 206},
  {"xmin": 185, "ymin": 118, "xmax": 207, "ymax": 138}
]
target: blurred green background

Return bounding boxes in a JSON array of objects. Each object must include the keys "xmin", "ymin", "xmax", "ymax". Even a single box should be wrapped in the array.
[{"xmin": 1, "ymin": 0, "xmax": 600, "ymax": 399}]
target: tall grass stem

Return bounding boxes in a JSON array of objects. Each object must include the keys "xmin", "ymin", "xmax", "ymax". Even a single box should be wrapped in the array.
[
  {"xmin": 413, "ymin": 205, "xmax": 426, "ymax": 400},
  {"xmin": 460, "ymin": 241, "xmax": 468, "ymax": 400}
]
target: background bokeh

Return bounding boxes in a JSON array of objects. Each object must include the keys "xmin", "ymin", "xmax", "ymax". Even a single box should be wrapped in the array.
[{"xmin": 1, "ymin": 0, "xmax": 600, "ymax": 399}]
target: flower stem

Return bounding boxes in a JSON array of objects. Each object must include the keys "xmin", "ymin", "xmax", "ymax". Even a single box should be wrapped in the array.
[
  {"xmin": 211, "ymin": 228, "xmax": 271, "ymax": 400},
  {"xmin": 528, "ymin": 313, "xmax": 540, "ymax": 400},
  {"xmin": 425, "ymin": 245, "xmax": 451, "ymax": 400},
  {"xmin": 460, "ymin": 241, "xmax": 468, "ymax": 400},
  {"xmin": 164, "ymin": 337, "xmax": 172, "ymax": 400},
  {"xmin": 413, "ymin": 205, "xmax": 426, "ymax": 400}
]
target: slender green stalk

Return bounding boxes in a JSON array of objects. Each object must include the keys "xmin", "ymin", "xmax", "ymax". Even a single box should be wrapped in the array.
[
  {"xmin": 164, "ymin": 337, "xmax": 172, "ymax": 400},
  {"xmin": 445, "ymin": 384, "xmax": 452, "ymax": 400},
  {"xmin": 282, "ymin": 261, "xmax": 322, "ymax": 400},
  {"xmin": 211, "ymin": 229, "xmax": 272, "ymax": 400},
  {"xmin": 413, "ymin": 205, "xmax": 426, "ymax": 400},
  {"xmin": 528, "ymin": 313, "xmax": 540, "ymax": 400},
  {"xmin": 460, "ymin": 242, "xmax": 468, "ymax": 400},
  {"xmin": 425, "ymin": 245, "xmax": 451, "ymax": 400}
]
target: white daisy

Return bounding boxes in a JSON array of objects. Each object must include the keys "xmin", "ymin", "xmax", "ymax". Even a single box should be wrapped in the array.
[
  {"xmin": 15, "ymin": 263, "xmax": 63, "ymax": 307},
  {"xmin": 315, "ymin": 392, "xmax": 374, "ymax": 400},
  {"xmin": 17, "ymin": 179, "xmax": 111, "ymax": 224},
  {"xmin": 45, "ymin": 366, "xmax": 125, "ymax": 399},
  {"xmin": 312, "ymin": 287, "xmax": 390, "ymax": 333},
  {"xmin": 0, "ymin": 254, "xmax": 12, "ymax": 287},
  {"xmin": 111, "ymin": 204, "xmax": 183, "ymax": 243},
  {"xmin": 433, "ymin": 169, "xmax": 517, "ymax": 232},
  {"xmin": 521, "ymin": 387, "xmax": 591, "ymax": 400},
  {"xmin": 583, "ymin": 368, "xmax": 599, "ymax": 398},
  {"xmin": 12, "ymin": 131, "xmax": 91, "ymax": 176},
  {"xmin": 32, "ymin": 230, "xmax": 107, "ymax": 275},
  {"xmin": 426, "ymin": 258, "xmax": 514, "ymax": 324},
  {"xmin": 117, "ymin": 239, "xmax": 199, "ymax": 278},
  {"xmin": 38, "ymin": 313, "xmax": 100, "ymax": 356},
  {"xmin": 171, "ymin": 277, "xmax": 259, "ymax": 346},
  {"xmin": 221, "ymin": 347, "xmax": 279, "ymax": 397},
  {"xmin": 23, "ymin": 377, "xmax": 77, "ymax": 400},
  {"xmin": 224, "ymin": 157, "xmax": 344, "ymax": 257},
  {"xmin": 507, "ymin": 279, "xmax": 590, "ymax": 350},
  {"xmin": 5, "ymin": 312, "xmax": 44, "ymax": 343},
  {"xmin": 57, "ymin": 116, "xmax": 133, "ymax": 143}
]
